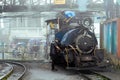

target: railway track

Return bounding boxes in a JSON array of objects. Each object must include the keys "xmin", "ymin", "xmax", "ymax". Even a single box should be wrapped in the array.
[
  {"xmin": 0, "ymin": 61, "xmax": 118, "ymax": 80},
  {"xmin": 79, "ymin": 70, "xmax": 111, "ymax": 80},
  {"xmin": 0, "ymin": 62, "xmax": 26, "ymax": 80}
]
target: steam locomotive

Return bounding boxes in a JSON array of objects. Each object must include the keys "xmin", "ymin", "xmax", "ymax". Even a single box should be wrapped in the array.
[{"xmin": 46, "ymin": 11, "xmax": 109, "ymax": 70}]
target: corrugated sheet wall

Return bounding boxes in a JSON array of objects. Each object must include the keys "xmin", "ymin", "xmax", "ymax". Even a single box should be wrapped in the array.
[{"xmin": 103, "ymin": 20, "xmax": 118, "ymax": 57}]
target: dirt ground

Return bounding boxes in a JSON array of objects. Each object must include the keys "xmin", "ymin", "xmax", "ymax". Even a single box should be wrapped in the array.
[{"xmin": 22, "ymin": 62, "xmax": 83, "ymax": 80}]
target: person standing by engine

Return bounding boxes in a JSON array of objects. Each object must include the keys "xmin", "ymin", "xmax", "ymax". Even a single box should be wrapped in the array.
[{"xmin": 50, "ymin": 39, "xmax": 61, "ymax": 71}]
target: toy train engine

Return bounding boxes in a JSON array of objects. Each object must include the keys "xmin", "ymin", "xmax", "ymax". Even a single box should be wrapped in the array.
[
  {"xmin": 48, "ymin": 11, "xmax": 108, "ymax": 70},
  {"xmin": 50, "ymin": 27, "xmax": 100, "ymax": 69}
]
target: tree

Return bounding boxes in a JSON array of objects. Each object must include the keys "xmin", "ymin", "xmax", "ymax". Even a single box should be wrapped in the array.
[{"xmin": 87, "ymin": 0, "xmax": 104, "ymax": 11}]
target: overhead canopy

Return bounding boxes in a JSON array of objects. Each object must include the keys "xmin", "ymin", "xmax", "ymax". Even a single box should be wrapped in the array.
[{"xmin": 45, "ymin": 19, "xmax": 58, "ymax": 25}]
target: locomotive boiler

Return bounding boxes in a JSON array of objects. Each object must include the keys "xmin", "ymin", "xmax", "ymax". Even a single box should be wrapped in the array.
[{"xmin": 47, "ymin": 11, "xmax": 109, "ymax": 70}]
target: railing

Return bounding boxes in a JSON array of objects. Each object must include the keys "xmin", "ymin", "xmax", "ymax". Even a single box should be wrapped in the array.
[{"xmin": 0, "ymin": 43, "xmax": 49, "ymax": 60}]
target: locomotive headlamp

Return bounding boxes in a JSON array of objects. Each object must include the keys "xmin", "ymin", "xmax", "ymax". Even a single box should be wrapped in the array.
[
  {"xmin": 82, "ymin": 17, "xmax": 93, "ymax": 28},
  {"xmin": 106, "ymin": 60, "xmax": 110, "ymax": 63},
  {"xmin": 104, "ymin": 59, "xmax": 110, "ymax": 63}
]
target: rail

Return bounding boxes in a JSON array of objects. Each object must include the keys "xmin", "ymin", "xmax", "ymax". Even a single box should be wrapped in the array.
[{"xmin": 0, "ymin": 61, "xmax": 26, "ymax": 80}]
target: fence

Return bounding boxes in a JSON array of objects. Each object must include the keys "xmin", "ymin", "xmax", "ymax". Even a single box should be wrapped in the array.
[{"xmin": 0, "ymin": 42, "xmax": 50, "ymax": 60}]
